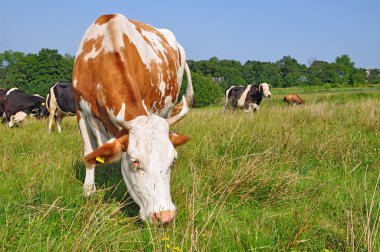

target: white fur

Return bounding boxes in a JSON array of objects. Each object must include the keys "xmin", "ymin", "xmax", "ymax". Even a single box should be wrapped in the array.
[
  {"xmin": 6, "ymin": 87, "xmax": 18, "ymax": 98},
  {"xmin": 237, "ymin": 85, "xmax": 252, "ymax": 107},
  {"xmin": 8, "ymin": 111, "xmax": 27, "ymax": 127},
  {"xmin": 259, "ymin": 83, "xmax": 272, "ymax": 98},
  {"xmin": 121, "ymin": 115, "xmax": 177, "ymax": 220}
]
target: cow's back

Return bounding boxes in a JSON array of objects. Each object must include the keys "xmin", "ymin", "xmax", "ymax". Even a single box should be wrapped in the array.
[
  {"xmin": 4, "ymin": 90, "xmax": 43, "ymax": 116},
  {"xmin": 54, "ymin": 82, "xmax": 76, "ymax": 113},
  {"xmin": 73, "ymin": 14, "xmax": 187, "ymax": 134}
]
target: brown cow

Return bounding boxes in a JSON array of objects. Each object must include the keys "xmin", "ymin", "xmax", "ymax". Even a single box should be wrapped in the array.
[{"xmin": 283, "ymin": 94, "xmax": 305, "ymax": 105}]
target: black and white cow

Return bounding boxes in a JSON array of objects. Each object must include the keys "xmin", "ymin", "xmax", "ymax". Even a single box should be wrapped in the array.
[
  {"xmin": 46, "ymin": 81, "xmax": 76, "ymax": 132},
  {"xmin": 0, "ymin": 88, "xmax": 8, "ymax": 118},
  {"xmin": 2, "ymin": 88, "xmax": 48, "ymax": 127},
  {"xmin": 224, "ymin": 83, "xmax": 272, "ymax": 112}
]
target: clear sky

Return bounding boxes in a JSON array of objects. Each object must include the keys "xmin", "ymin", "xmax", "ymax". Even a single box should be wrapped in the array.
[{"xmin": 1, "ymin": 0, "xmax": 379, "ymax": 68}]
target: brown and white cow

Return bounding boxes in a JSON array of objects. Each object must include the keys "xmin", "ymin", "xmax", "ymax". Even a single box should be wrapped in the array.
[
  {"xmin": 283, "ymin": 94, "xmax": 305, "ymax": 105},
  {"xmin": 73, "ymin": 14, "xmax": 194, "ymax": 224}
]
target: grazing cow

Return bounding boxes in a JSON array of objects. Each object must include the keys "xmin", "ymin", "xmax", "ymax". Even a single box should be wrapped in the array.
[
  {"xmin": 73, "ymin": 14, "xmax": 194, "ymax": 224},
  {"xmin": 2, "ymin": 88, "xmax": 48, "ymax": 127},
  {"xmin": 283, "ymin": 94, "xmax": 305, "ymax": 105},
  {"xmin": 0, "ymin": 88, "xmax": 8, "ymax": 118},
  {"xmin": 46, "ymin": 81, "xmax": 76, "ymax": 132},
  {"xmin": 224, "ymin": 83, "xmax": 272, "ymax": 112}
]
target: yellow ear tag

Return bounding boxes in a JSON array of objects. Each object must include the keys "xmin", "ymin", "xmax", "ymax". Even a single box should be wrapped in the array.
[
  {"xmin": 41, "ymin": 103, "xmax": 45, "ymax": 106},
  {"xmin": 96, "ymin": 156, "xmax": 105, "ymax": 164}
]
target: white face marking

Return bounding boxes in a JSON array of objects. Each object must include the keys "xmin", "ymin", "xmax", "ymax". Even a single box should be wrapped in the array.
[
  {"xmin": 73, "ymin": 79, "xmax": 77, "ymax": 88},
  {"xmin": 120, "ymin": 115, "xmax": 177, "ymax": 221},
  {"xmin": 260, "ymin": 83, "xmax": 272, "ymax": 98},
  {"xmin": 237, "ymin": 85, "xmax": 252, "ymax": 107}
]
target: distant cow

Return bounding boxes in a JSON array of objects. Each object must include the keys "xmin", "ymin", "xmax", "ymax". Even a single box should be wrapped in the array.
[
  {"xmin": 283, "ymin": 94, "xmax": 305, "ymax": 105},
  {"xmin": 0, "ymin": 88, "xmax": 8, "ymax": 118},
  {"xmin": 224, "ymin": 83, "xmax": 272, "ymax": 112},
  {"xmin": 46, "ymin": 81, "xmax": 76, "ymax": 132},
  {"xmin": 2, "ymin": 88, "xmax": 48, "ymax": 127}
]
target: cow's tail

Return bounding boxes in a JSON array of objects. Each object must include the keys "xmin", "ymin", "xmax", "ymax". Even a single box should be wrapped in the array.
[{"xmin": 171, "ymin": 62, "xmax": 194, "ymax": 116}]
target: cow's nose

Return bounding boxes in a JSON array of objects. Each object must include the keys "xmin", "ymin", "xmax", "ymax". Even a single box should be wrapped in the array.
[
  {"xmin": 268, "ymin": 94, "xmax": 272, "ymax": 98},
  {"xmin": 152, "ymin": 210, "xmax": 176, "ymax": 224}
]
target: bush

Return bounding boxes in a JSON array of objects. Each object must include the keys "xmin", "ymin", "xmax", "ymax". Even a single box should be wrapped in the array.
[{"xmin": 180, "ymin": 72, "xmax": 222, "ymax": 108}]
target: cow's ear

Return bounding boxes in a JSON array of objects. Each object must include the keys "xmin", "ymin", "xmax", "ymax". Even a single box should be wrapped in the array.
[
  {"xmin": 169, "ymin": 133, "xmax": 190, "ymax": 147},
  {"xmin": 84, "ymin": 132, "xmax": 129, "ymax": 165}
]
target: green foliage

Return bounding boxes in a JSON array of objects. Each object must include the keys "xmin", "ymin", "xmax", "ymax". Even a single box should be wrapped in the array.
[
  {"xmin": 0, "ymin": 49, "xmax": 376, "ymax": 108},
  {"xmin": 181, "ymin": 72, "xmax": 222, "ymax": 107},
  {"xmin": 368, "ymin": 68, "xmax": 380, "ymax": 84},
  {"xmin": 276, "ymin": 56, "xmax": 308, "ymax": 87},
  {"xmin": 0, "ymin": 49, "xmax": 74, "ymax": 95}
]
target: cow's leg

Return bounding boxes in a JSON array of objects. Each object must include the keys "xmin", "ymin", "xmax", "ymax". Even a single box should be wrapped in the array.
[
  {"xmin": 78, "ymin": 113, "xmax": 98, "ymax": 196},
  {"xmin": 8, "ymin": 115, "xmax": 14, "ymax": 128},
  {"xmin": 48, "ymin": 108, "xmax": 56, "ymax": 132},
  {"xmin": 56, "ymin": 114, "xmax": 63, "ymax": 133}
]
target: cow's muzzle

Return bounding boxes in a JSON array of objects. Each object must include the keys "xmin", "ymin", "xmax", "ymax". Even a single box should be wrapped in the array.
[{"xmin": 152, "ymin": 210, "xmax": 176, "ymax": 224}]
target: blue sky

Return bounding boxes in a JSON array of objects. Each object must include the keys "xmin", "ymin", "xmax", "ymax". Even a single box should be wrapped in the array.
[{"xmin": 1, "ymin": 0, "xmax": 379, "ymax": 68}]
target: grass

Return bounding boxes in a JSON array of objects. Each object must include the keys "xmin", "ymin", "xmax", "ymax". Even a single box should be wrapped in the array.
[{"xmin": 1, "ymin": 87, "xmax": 379, "ymax": 251}]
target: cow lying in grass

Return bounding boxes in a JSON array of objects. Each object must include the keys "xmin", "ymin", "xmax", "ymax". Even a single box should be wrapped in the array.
[{"xmin": 283, "ymin": 94, "xmax": 305, "ymax": 105}]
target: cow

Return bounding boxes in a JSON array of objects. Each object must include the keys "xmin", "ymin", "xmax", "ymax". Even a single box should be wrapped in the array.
[
  {"xmin": 1, "ymin": 88, "xmax": 48, "ymax": 127},
  {"xmin": 73, "ymin": 14, "xmax": 194, "ymax": 224},
  {"xmin": 224, "ymin": 83, "xmax": 272, "ymax": 112},
  {"xmin": 283, "ymin": 94, "xmax": 305, "ymax": 105},
  {"xmin": 0, "ymin": 88, "xmax": 8, "ymax": 119},
  {"xmin": 46, "ymin": 81, "xmax": 76, "ymax": 132}
]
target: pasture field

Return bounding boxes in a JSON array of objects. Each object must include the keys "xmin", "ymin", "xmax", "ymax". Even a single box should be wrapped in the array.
[{"xmin": 1, "ymin": 88, "xmax": 379, "ymax": 251}]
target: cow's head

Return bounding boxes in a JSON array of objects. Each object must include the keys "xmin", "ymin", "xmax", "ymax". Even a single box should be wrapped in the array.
[
  {"xmin": 37, "ymin": 102, "xmax": 49, "ymax": 119},
  {"xmin": 84, "ymin": 97, "xmax": 190, "ymax": 224},
  {"xmin": 259, "ymin": 83, "xmax": 272, "ymax": 98}
]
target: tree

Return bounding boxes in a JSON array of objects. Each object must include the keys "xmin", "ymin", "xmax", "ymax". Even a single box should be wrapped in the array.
[
  {"xmin": 367, "ymin": 68, "xmax": 380, "ymax": 84},
  {"xmin": 308, "ymin": 60, "xmax": 338, "ymax": 85},
  {"xmin": 276, "ymin": 56, "xmax": 307, "ymax": 87},
  {"xmin": 180, "ymin": 72, "xmax": 222, "ymax": 107},
  {"xmin": 243, "ymin": 61, "xmax": 283, "ymax": 86},
  {"xmin": 0, "ymin": 49, "xmax": 74, "ymax": 95},
  {"xmin": 335, "ymin": 55, "xmax": 355, "ymax": 85}
]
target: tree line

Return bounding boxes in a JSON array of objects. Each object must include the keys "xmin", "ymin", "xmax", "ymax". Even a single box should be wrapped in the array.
[
  {"xmin": 1, "ymin": 49, "xmax": 379, "ymax": 107},
  {"xmin": 188, "ymin": 55, "xmax": 380, "ymax": 90}
]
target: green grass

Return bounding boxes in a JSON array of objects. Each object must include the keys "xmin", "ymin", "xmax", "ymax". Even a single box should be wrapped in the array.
[{"xmin": 1, "ymin": 88, "xmax": 379, "ymax": 251}]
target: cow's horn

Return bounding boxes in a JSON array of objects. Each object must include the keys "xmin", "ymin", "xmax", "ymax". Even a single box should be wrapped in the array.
[{"xmin": 167, "ymin": 96, "xmax": 189, "ymax": 126}]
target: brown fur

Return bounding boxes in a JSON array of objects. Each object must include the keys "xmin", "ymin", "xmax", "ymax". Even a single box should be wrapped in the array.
[
  {"xmin": 74, "ymin": 14, "xmax": 191, "ymax": 165},
  {"xmin": 73, "ymin": 16, "xmax": 184, "ymax": 134},
  {"xmin": 169, "ymin": 133, "xmax": 190, "ymax": 147},
  {"xmin": 85, "ymin": 132, "xmax": 129, "ymax": 165},
  {"xmin": 283, "ymin": 94, "xmax": 305, "ymax": 105}
]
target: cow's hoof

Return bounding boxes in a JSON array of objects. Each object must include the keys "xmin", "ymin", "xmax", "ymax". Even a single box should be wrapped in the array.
[{"xmin": 83, "ymin": 184, "xmax": 96, "ymax": 197}]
